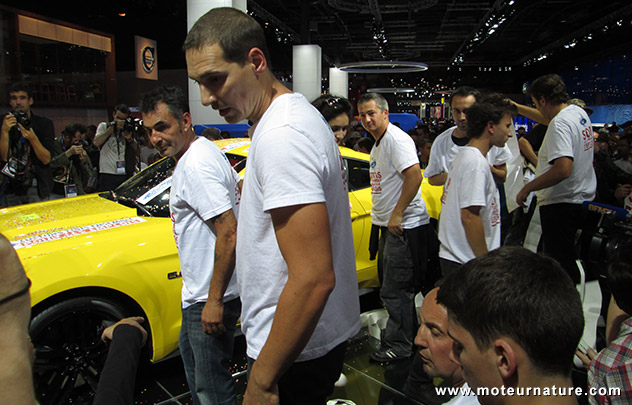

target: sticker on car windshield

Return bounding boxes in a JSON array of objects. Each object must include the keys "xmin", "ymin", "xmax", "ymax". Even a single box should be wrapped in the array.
[
  {"xmin": 137, "ymin": 177, "xmax": 172, "ymax": 205},
  {"xmin": 11, "ymin": 217, "xmax": 147, "ymax": 249}
]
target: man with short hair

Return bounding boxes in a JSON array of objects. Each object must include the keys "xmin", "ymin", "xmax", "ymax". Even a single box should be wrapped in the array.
[
  {"xmin": 1, "ymin": 82, "xmax": 55, "ymax": 206},
  {"xmin": 438, "ymin": 246, "xmax": 584, "ymax": 405},
  {"xmin": 140, "ymin": 85, "xmax": 242, "ymax": 404},
  {"xmin": 358, "ymin": 92, "xmax": 430, "ymax": 362},
  {"xmin": 516, "ymin": 74, "xmax": 597, "ymax": 283},
  {"xmin": 438, "ymin": 95, "xmax": 516, "ymax": 275},
  {"xmin": 94, "ymin": 104, "xmax": 137, "ymax": 191},
  {"xmin": 184, "ymin": 8, "xmax": 360, "ymax": 404},
  {"xmin": 414, "ymin": 287, "xmax": 479, "ymax": 405},
  {"xmin": 424, "ymin": 87, "xmax": 512, "ymax": 187}
]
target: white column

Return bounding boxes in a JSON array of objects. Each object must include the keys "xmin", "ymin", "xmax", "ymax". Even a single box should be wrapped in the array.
[
  {"xmin": 186, "ymin": 0, "xmax": 247, "ymax": 125},
  {"xmin": 292, "ymin": 45, "xmax": 321, "ymax": 102},
  {"xmin": 328, "ymin": 67, "xmax": 348, "ymax": 98}
]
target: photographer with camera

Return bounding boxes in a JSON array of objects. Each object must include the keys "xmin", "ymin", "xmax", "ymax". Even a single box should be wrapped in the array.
[
  {"xmin": 93, "ymin": 104, "xmax": 139, "ymax": 191},
  {"xmin": 0, "ymin": 82, "xmax": 55, "ymax": 207},
  {"xmin": 50, "ymin": 123, "xmax": 96, "ymax": 198}
]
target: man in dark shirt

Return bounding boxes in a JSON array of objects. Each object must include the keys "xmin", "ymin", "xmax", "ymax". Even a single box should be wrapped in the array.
[{"xmin": 0, "ymin": 82, "xmax": 55, "ymax": 207}]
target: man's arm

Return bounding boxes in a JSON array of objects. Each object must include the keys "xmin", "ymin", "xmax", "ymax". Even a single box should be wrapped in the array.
[
  {"xmin": 519, "ymin": 137, "xmax": 539, "ymax": 167},
  {"xmin": 461, "ymin": 206, "xmax": 488, "ymax": 257},
  {"xmin": 388, "ymin": 163, "xmax": 422, "ymax": 235},
  {"xmin": 490, "ymin": 163, "xmax": 507, "ymax": 184},
  {"xmin": 244, "ymin": 202, "xmax": 335, "ymax": 405},
  {"xmin": 516, "ymin": 156, "xmax": 573, "ymax": 207},
  {"xmin": 510, "ymin": 101, "xmax": 550, "ymax": 125},
  {"xmin": 201, "ymin": 208, "xmax": 237, "ymax": 336},
  {"xmin": 0, "ymin": 114, "xmax": 15, "ymax": 162},
  {"xmin": 93, "ymin": 124, "xmax": 114, "ymax": 148},
  {"xmin": 428, "ymin": 172, "xmax": 447, "ymax": 186}
]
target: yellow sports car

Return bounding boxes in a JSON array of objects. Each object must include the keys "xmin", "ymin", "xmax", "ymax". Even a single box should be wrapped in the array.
[{"xmin": 0, "ymin": 138, "xmax": 442, "ymax": 403}]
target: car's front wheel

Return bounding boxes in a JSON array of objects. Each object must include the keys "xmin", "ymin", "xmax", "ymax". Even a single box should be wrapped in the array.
[{"xmin": 30, "ymin": 296, "xmax": 128, "ymax": 404}]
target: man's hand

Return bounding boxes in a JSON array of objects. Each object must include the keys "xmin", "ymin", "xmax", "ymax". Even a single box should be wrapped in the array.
[
  {"xmin": 575, "ymin": 347, "xmax": 598, "ymax": 369},
  {"xmin": 115, "ymin": 118, "xmax": 126, "ymax": 131},
  {"xmin": 201, "ymin": 300, "xmax": 226, "ymax": 336},
  {"xmin": 243, "ymin": 372, "xmax": 280, "ymax": 405},
  {"xmin": 101, "ymin": 316, "xmax": 148, "ymax": 346},
  {"xmin": 516, "ymin": 186, "xmax": 530, "ymax": 208},
  {"xmin": 65, "ymin": 144, "xmax": 84, "ymax": 158},
  {"xmin": 387, "ymin": 211, "xmax": 403, "ymax": 236},
  {"xmin": 18, "ymin": 124, "xmax": 38, "ymax": 143},
  {"xmin": 2, "ymin": 114, "xmax": 16, "ymax": 136}
]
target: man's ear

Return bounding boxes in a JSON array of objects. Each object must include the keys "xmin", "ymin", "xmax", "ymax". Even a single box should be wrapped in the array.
[
  {"xmin": 248, "ymin": 47, "xmax": 267, "ymax": 75},
  {"xmin": 487, "ymin": 120, "xmax": 495, "ymax": 134},
  {"xmin": 493, "ymin": 338, "xmax": 517, "ymax": 380},
  {"xmin": 181, "ymin": 112, "xmax": 193, "ymax": 132}
]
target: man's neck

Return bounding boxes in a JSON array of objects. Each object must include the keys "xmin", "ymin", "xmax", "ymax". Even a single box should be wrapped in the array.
[
  {"xmin": 503, "ymin": 375, "xmax": 578, "ymax": 404},
  {"xmin": 250, "ymin": 76, "xmax": 292, "ymax": 124},
  {"xmin": 174, "ymin": 130, "xmax": 198, "ymax": 162},
  {"xmin": 371, "ymin": 123, "xmax": 389, "ymax": 142},
  {"xmin": 545, "ymin": 103, "xmax": 568, "ymax": 121},
  {"xmin": 468, "ymin": 136, "xmax": 491, "ymax": 157},
  {"xmin": 452, "ymin": 126, "xmax": 468, "ymax": 138}
]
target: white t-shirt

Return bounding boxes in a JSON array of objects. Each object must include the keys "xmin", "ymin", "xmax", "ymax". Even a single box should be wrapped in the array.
[
  {"xmin": 96, "ymin": 122, "xmax": 127, "ymax": 175},
  {"xmin": 169, "ymin": 137, "xmax": 241, "ymax": 308},
  {"xmin": 424, "ymin": 126, "xmax": 513, "ymax": 179},
  {"xmin": 443, "ymin": 383, "xmax": 480, "ymax": 405},
  {"xmin": 236, "ymin": 93, "xmax": 361, "ymax": 362},
  {"xmin": 536, "ymin": 105, "xmax": 596, "ymax": 206},
  {"xmin": 439, "ymin": 147, "xmax": 501, "ymax": 264},
  {"xmin": 370, "ymin": 123, "xmax": 429, "ymax": 228}
]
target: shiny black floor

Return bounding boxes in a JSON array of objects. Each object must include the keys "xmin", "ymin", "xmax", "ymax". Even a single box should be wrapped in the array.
[{"xmin": 133, "ymin": 330, "xmax": 426, "ymax": 405}]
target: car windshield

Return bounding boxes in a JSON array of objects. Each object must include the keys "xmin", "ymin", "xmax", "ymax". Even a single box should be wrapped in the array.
[{"xmin": 100, "ymin": 157, "xmax": 176, "ymax": 217}]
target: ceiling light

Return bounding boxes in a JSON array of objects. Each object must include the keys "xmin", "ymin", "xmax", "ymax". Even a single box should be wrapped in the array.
[{"xmin": 339, "ymin": 61, "xmax": 428, "ymax": 73}]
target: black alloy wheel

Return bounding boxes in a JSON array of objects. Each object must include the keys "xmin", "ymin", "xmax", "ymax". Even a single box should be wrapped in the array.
[{"xmin": 30, "ymin": 297, "xmax": 128, "ymax": 404}]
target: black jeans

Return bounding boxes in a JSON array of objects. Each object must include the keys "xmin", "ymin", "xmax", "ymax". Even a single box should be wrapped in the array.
[
  {"xmin": 539, "ymin": 203, "xmax": 584, "ymax": 283},
  {"xmin": 247, "ymin": 341, "xmax": 347, "ymax": 405},
  {"xmin": 379, "ymin": 224, "xmax": 429, "ymax": 356}
]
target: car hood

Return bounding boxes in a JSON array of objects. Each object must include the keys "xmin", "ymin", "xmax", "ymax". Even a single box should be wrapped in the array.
[{"xmin": 0, "ymin": 194, "xmax": 145, "ymax": 259}]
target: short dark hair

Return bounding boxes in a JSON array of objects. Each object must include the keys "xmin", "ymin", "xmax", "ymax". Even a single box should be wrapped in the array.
[
  {"xmin": 357, "ymin": 136, "xmax": 374, "ymax": 151},
  {"xmin": 62, "ymin": 122, "xmax": 87, "ymax": 139},
  {"xmin": 139, "ymin": 85, "xmax": 189, "ymax": 122},
  {"xmin": 312, "ymin": 94, "xmax": 352, "ymax": 122},
  {"xmin": 201, "ymin": 126, "xmax": 222, "ymax": 141},
  {"xmin": 437, "ymin": 246, "xmax": 584, "ymax": 376},
  {"xmin": 608, "ymin": 242, "xmax": 632, "ymax": 315},
  {"xmin": 465, "ymin": 93, "xmax": 517, "ymax": 139},
  {"xmin": 528, "ymin": 74, "xmax": 569, "ymax": 105},
  {"xmin": 451, "ymin": 86, "xmax": 480, "ymax": 106},
  {"xmin": 9, "ymin": 82, "xmax": 32, "ymax": 99},
  {"xmin": 183, "ymin": 7, "xmax": 271, "ymax": 66},
  {"xmin": 358, "ymin": 93, "xmax": 388, "ymax": 112},
  {"xmin": 114, "ymin": 104, "xmax": 130, "ymax": 115}
]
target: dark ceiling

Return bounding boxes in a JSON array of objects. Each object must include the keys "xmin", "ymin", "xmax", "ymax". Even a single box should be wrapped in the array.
[{"xmin": 5, "ymin": 0, "xmax": 632, "ymax": 100}]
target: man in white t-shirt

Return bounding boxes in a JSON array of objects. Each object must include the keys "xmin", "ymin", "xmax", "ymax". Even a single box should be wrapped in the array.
[
  {"xmin": 140, "ymin": 85, "xmax": 242, "ymax": 404},
  {"xmin": 425, "ymin": 87, "xmax": 512, "ymax": 187},
  {"xmin": 93, "ymin": 104, "xmax": 137, "ymax": 191},
  {"xmin": 516, "ymin": 74, "xmax": 596, "ymax": 283},
  {"xmin": 184, "ymin": 8, "xmax": 360, "ymax": 404},
  {"xmin": 358, "ymin": 92, "xmax": 430, "ymax": 362},
  {"xmin": 415, "ymin": 288, "xmax": 479, "ymax": 405},
  {"xmin": 438, "ymin": 95, "xmax": 517, "ymax": 276}
]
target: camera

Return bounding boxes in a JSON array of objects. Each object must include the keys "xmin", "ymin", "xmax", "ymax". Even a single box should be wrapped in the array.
[
  {"xmin": 11, "ymin": 110, "xmax": 32, "ymax": 130},
  {"xmin": 123, "ymin": 117, "xmax": 142, "ymax": 134},
  {"xmin": 581, "ymin": 202, "xmax": 632, "ymax": 272}
]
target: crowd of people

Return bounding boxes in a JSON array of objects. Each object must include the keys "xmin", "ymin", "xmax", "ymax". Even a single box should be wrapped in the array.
[{"xmin": 1, "ymin": 6, "xmax": 631, "ymax": 405}]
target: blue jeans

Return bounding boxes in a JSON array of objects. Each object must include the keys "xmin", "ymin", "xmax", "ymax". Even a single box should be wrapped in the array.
[{"xmin": 180, "ymin": 298, "xmax": 241, "ymax": 405}]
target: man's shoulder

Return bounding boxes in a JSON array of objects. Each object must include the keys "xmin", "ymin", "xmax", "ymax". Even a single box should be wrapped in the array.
[{"xmin": 434, "ymin": 126, "xmax": 456, "ymax": 145}]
